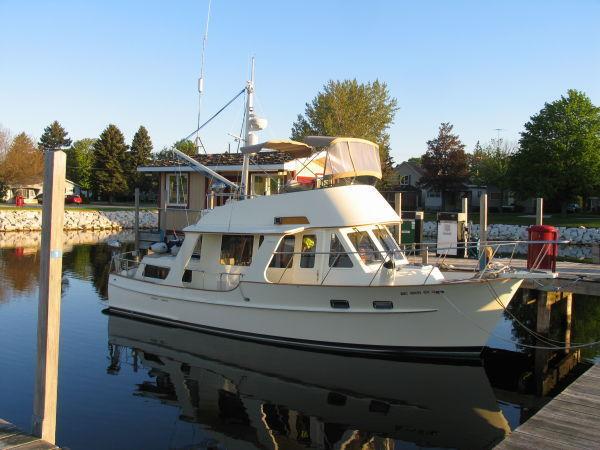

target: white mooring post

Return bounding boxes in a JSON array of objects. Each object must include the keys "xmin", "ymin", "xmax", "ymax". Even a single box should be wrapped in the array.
[
  {"xmin": 394, "ymin": 192, "xmax": 402, "ymax": 245},
  {"xmin": 479, "ymin": 193, "xmax": 488, "ymax": 271},
  {"xmin": 536, "ymin": 197, "xmax": 543, "ymax": 225},
  {"xmin": 462, "ymin": 197, "xmax": 468, "ymax": 220},
  {"xmin": 33, "ymin": 150, "xmax": 66, "ymax": 444},
  {"xmin": 134, "ymin": 188, "xmax": 140, "ymax": 253}
]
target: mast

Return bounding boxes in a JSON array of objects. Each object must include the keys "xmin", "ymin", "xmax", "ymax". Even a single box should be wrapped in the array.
[{"xmin": 240, "ymin": 58, "xmax": 255, "ymax": 198}]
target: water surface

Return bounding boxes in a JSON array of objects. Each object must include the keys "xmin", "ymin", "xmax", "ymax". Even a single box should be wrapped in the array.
[{"xmin": 0, "ymin": 231, "xmax": 598, "ymax": 449}]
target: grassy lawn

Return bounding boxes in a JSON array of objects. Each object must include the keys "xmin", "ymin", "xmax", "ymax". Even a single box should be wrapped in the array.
[{"xmin": 424, "ymin": 212, "xmax": 600, "ymax": 227}]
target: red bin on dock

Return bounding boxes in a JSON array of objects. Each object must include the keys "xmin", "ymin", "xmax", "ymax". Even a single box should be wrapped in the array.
[
  {"xmin": 527, "ymin": 225, "xmax": 558, "ymax": 271},
  {"xmin": 15, "ymin": 195, "xmax": 24, "ymax": 207}
]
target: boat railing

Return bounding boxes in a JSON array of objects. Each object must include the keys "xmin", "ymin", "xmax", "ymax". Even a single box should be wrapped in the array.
[
  {"xmin": 270, "ymin": 239, "xmax": 569, "ymax": 285},
  {"xmin": 111, "ymin": 251, "xmax": 142, "ymax": 275}
]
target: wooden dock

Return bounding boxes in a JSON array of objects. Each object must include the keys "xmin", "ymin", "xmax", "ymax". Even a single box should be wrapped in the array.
[
  {"xmin": 0, "ymin": 419, "xmax": 59, "ymax": 449},
  {"xmin": 496, "ymin": 364, "xmax": 600, "ymax": 449}
]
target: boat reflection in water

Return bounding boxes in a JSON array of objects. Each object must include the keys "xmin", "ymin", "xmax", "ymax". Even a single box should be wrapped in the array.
[{"xmin": 107, "ymin": 315, "xmax": 510, "ymax": 449}]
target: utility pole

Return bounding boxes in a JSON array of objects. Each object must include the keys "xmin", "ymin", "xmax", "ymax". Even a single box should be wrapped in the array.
[{"xmin": 33, "ymin": 150, "xmax": 66, "ymax": 444}]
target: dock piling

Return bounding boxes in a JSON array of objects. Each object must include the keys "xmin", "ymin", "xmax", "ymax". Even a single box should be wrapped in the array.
[{"xmin": 32, "ymin": 150, "xmax": 66, "ymax": 444}]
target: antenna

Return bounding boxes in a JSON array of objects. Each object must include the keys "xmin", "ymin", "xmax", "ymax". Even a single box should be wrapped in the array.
[
  {"xmin": 493, "ymin": 128, "xmax": 504, "ymax": 140},
  {"xmin": 195, "ymin": 0, "xmax": 212, "ymax": 154}
]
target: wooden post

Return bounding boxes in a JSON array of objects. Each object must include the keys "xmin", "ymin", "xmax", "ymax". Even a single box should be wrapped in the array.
[
  {"xmin": 422, "ymin": 245, "xmax": 429, "ymax": 265},
  {"xmin": 394, "ymin": 192, "xmax": 402, "ymax": 245},
  {"xmin": 33, "ymin": 150, "xmax": 66, "ymax": 444},
  {"xmin": 536, "ymin": 197, "xmax": 543, "ymax": 225},
  {"xmin": 134, "ymin": 188, "xmax": 140, "ymax": 254},
  {"xmin": 479, "ymin": 193, "xmax": 488, "ymax": 270}
]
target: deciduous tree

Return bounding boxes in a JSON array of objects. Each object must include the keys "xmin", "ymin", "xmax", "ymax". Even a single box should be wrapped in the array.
[
  {"xmin": 39, "ymin": 120, "xmax": 72, "ymax": 151},
  {"xmin": 419, "ymin": 123, "xmax": 469, "ymax": 209},
  {"xmin": 291, "ymin": 79, "xmax": 399, "ymax": 189},
  {"xmin": 0, "ymin": 133, "xmax": 44, "ymax": 186},
  {"xmin": 173, "ymin": 139, "xmax": 197, "ymax": 157},
  {"xmin": 65, "ymin": 138, "xmax": 95, "ymax": 192},
  {"xmin": 508, "ymin": 90, "xmax": 600, "ymax": 213},
  {"xmin": 92, "ymin": 124, "xmax": 129, "ymax": 202},
  {"xmin": 470, "ymin": 138, "xmax": 515, "ymax": 202}
]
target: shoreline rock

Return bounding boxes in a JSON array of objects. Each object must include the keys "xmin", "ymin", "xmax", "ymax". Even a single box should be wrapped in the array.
[{"xmin": 0, "ymin": 209, "xmax": 157, "ymax": 232}]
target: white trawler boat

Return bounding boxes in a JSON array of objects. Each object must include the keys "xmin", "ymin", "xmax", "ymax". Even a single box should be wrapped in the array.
[
  {"xmin": 107, "ymin": 137, "xmax": 548, "ymax": 355},
  {"xmin": 107, "ymin": 72, "xmax": 551, "ymax": 356}
]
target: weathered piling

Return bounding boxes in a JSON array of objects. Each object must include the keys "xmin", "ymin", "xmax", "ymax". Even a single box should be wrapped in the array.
[{"xmin": 32, "ymin": 150, "xmax": 66, "ymax": 444}]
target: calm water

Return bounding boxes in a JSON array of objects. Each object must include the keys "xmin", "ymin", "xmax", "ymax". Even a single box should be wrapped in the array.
[{"xmin": 1, "ymin": 231, "xmax": 599, "ymax": 450}]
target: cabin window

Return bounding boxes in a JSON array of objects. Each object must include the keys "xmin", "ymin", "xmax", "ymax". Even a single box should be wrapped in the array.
[
  {"xmin": 372, "ymin": 228, "xmax": 400, "ymax": 258},
  {"xmin": 258, "ymin": 235, "xmax": 265, "ymax": 247},
  {"xmin": 220, "ymin": 235, "xmax": 253, "ymax": 266},
  {"xmin": 191, "ymin": 235, "xmax": 203, "ymax": 259},
  {"xmin": 269, "ymin": 235, "xmax": 295, "ymax": 268},
  {"xmin": 166, "ymin": 173, "xmax": 188, "ymax": 206},
  {"xmin": 143, "ymin": 265, "xmax": 170, "ymax": 279},
  {"xmin": 347, "ymin": 231, "xmax": 383, "ymax": 265},
  {"xmin": 300, "ymin": 234, "xmax": 317, "ymax": 268},
  {"xmin": 329, "ymin": 234, "xmax": 353, "ymax": 268}
]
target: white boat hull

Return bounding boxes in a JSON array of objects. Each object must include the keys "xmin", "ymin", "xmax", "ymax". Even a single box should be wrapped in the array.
[{"xmin": 108, "ymin": 274, "xmax": 522, "ymax": 355}]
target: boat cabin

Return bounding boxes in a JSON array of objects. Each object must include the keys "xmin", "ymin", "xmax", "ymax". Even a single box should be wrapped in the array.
[{"xmin": 116, "ymin": 137, "xmax": 444, "ymax": 290}]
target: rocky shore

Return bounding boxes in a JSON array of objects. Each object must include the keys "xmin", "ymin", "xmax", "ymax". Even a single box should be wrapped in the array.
[
  {"xmin": 0, "ymin": 209, "xmax": 157, "ymax": 232},
  {"xmin": 422, "ymin": 221, "xmax": 600, "ymax": 259}
]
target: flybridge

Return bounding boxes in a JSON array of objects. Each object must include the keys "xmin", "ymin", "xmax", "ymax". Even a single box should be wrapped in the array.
[{"xmin": 240, "ymin": 136, "xmax": 383, "ymax": 190}]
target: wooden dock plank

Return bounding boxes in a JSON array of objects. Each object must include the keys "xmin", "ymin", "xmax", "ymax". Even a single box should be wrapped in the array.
[
  {"xmin": 0, "ymin": 420, "xmax": 58, "ymax": 450},
  {"xmin": 10, "ymin": 441, "xmax": 58, "ymax": 450},
  {"xmin": 0, "ymin": 433, "xmax": 40, "ymax": 449},
  {"xmin": 496, "ymin": 364, "xmax": 600, "ymax": 448},
  {"xmin": 495, "ymin": 429, "xmax": 590, "ymax": 450}
]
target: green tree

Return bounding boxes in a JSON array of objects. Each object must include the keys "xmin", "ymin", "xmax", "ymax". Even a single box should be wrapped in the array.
[
  {"xmin": 92, "ymin": 124, "xmax": 129, "ymax": 202},
  {"xmin": 470, "ymin": 138, "xmax": 515, "ymax": 202},
  {"xmin": 407, "ymin": 156, "xmax": 422, "ymax": 165},
  {"xmin": 65, "ymin": 138, "xmax": 95, "ymax": 192},
  {"xmin": 290, "ymin": 79, "xmax": 399, "ymax": 189},
  {"xmin": 128, "ymin": 126, "xmax": 154, "ymax": 191},
  {"xmin": 173, "ymin": 139, "xmax": 197, "ymax": 157},
  {"xmin": 39, "ymin": 120, "xmax": 72, "ymax": 151},
  {"xmin": 509, "ymin": 89, "xmax": 600, "ymax": 213},
  {"xmin": 419, "ymin": 123, "xmax": 469, "ymax": 209}
]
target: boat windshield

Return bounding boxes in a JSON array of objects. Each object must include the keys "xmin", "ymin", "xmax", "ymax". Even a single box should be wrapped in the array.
[
  {"xmin": 372, "ymin": 227, "xmax": 405, "ymax": 261},
  {"xmin": 347, "ymin": 231, "xmax": 383, "ymax": 265}
]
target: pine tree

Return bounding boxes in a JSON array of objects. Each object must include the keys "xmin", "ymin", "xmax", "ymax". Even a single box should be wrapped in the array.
[
  {"xmin": 92, "ymin": 124, "xmax": 129, "ymax": 202},
  {"xmin": 419, "ymin": 123, "xmax": 469, "ymax": 210},
  {"xmin": 128, "ymin": 126, "xmax": 153, "ymax": 191},
  {"xmin": 291, "ymin": 79, "xmax": 399, "ymax": 189},
  {"xmin": 39, "ymin": 121, "xmax": 72, "ymax": 151}
]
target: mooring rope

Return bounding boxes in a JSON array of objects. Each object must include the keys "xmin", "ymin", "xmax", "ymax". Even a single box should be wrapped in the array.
[
  {"xmin": 440, "ymin": 290, "xmax": 600, "ymax": 351},
  {"xmin": 485, "ymin": 279, "xmax": 596, "ymax": 347}
]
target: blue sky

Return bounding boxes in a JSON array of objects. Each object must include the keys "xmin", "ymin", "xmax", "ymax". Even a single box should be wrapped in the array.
[{"xmin": 1, "ymin": 0, "xmax": 598, "ymax": 162}]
